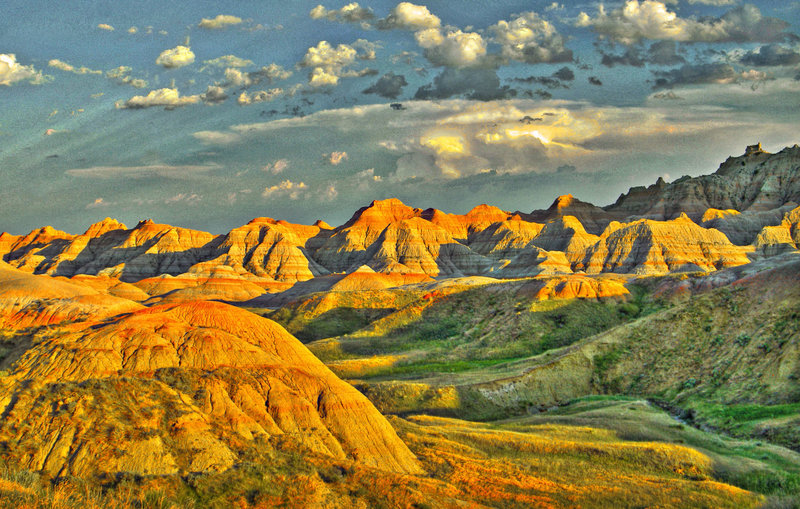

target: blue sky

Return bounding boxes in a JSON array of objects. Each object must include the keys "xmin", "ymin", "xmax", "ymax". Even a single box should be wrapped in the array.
[{"xmin": 1, "ymin": 1, "xmax": 799, "ymax": 233}]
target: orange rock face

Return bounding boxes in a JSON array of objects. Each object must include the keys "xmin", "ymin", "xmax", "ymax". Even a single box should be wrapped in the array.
[{"xmin": 0, "ymin": 300, "xmax": 422, "ymax": 477}]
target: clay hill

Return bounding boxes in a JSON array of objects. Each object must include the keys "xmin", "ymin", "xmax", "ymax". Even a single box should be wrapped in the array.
[
  {"xmin": 0, "ymin": 260, "xmax": 421, "ymax": 478},
  {"xmin": 0, "ymin": 145, "xmax": 797, "ymax": 301}
]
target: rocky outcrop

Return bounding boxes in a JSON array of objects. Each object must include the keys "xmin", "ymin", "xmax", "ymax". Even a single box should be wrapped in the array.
[
  {"xmin": 0, "ymin": 301, "xmax": 422, "ymax": 477},
  {"xmin": 528, "ymin": 194, "xmax": 616, "ymax": 235},
  {"xmin": 606, "ymin": 145, "xmax": 800, "ymax": 221},
  {"xmin": 520, "ymin": 275, "xmax": 629, "ymax": 300},
  {"xmin": 754, "ymin": 206, "xmax": 800, "ymax": 256},
  {"xmin": 583, "ymin": 214, "xmax": 752, "ymax": 274},
  {"xmin": 529, "ymin": 216, "xmax": 600, "ymax": 269}
]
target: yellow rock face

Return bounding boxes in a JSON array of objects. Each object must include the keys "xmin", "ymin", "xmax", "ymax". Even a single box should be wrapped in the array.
[{"xmin": 0, "ymin": 300, "xmax": 422, "ymax": 477}]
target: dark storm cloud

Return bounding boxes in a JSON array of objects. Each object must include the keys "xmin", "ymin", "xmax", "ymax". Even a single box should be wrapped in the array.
[
  {"xmin": 415, "ymin": 68, "xmax": 516, "ymax": 101},
  {"xmin": 588, "ymin": 76, "xmax": 603, "ymax": 86},
  {"xmin": 363, "ymin": 72, "xmax": 408, "ymax": 99},
  {"xmin": 739, "ymin": 44, "xmax": 800, "ymax": 67},
  {"xmin": 652, "ymin": 62, "xmax": 738, "ymax": 89}
]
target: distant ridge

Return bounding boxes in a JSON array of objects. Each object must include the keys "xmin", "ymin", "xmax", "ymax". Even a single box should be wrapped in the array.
[{"xmin": 1, "ymin": 145, "xmax": 798, "ymax": 287}]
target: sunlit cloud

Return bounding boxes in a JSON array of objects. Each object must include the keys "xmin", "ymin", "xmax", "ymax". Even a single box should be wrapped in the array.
[
  {"xmin": 198, "ymin": 14, "xmax": 243, "ymax": 29},
  {"xmin": 156, "ymin": 46, "xmax": 195, "ymax": 68}
]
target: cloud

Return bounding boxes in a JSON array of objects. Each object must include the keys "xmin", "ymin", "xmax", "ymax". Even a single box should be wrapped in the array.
[
  {"xmin": 263, "ymin": 159, "xmax": 289, "ymax": 174},
  {"xmin": 201, "ymin": 85, "xmax": 228, "ymax": 105},
  {"xmin": 651, "ymin": 91, "xmax": 683, "ymax": 100},
  {"xmin": 86, "ymin": 198, "xmax": 111, "ymax": 209},
  {"xmin": 0, "ymin": 54, "xmax": 48, "ymax": 86},
  {"xmin": 115, "ymin": 88, "xmax": 201, "ymax": 109},
  {"xmin": 48, "ymin": 59, "xmax": 102, "ymax": 75},
  {"xmin": 105, "ymin": 66, "xmax": 148, "ymax": 88},
  {"xmin": 322, "ymin": 183, "xmax": 338, "ymax": 201},
  {"xmin": 165, "ymin": 193, "xmax": 202, "ymax": 204},
  {"xmin": 263, "ymin": 180, "xmax": 307, "ymax": 199},
  {"xmin": 598, "ymin": 41, "xmax": 687, "ymax": 68},
  {"xmin": 512, "ymin": 67, "xmax": 574, "ymax": 89},
  {"xmin": 128, "ymin": 26, "xmax": 138, "ymax": 34},
  {"xmin": 193, "ymin": 130, "xmax": 241, "ymax": 145},
  {"xmin": 686, "ymin": 0, "xmax": 735, "ymax": 4},
  {"xmin": 363, "ymin": 72, "xmax": 408, "ymax": 98},
  {"xmin": 377, "ymin": 2, "xmax": 440, "ymax": 30},
  {"xmin": 223, "ymin": 64, "xmax": 292, "ymax": 88},
  {"xmin": 156, "ymin": 46, "xmax": 195, "ymax": 68},
  {"xmin": 300, "ymin": 40, "xmax": 366, "ymax": 86},
  {"xmin": 490, "ymin": 12, "xmax": 573, "ymax": 64},
  {"xmin": 415, "ymin": 67, "xmax": 515, "ymax": 101},
  {"xmin": 325, "ymin": 151, "xmax": 349, "ymax": 165},
  {"xmin": 416, "ymin": 28, "xmax": 488, "ymax": 67},
  {"xmin": 66, "ymin": 163, "xmax": 219, "ymax": 179},
  {"xmin": 552, "ymin": 66, "xmax": 575, "ymax": 81},
  {"xmin": 739, "ymin": 44, "xmax": 800, "ymax": 67},
  {"xmin": 588, "ymin": 76, "xmax": 603, "ymax": 86},
  {"xmin": 652, "ymin": 62, "xmax": 740, "ymax": 89},
  {"xmin": 577, "ymin": 1, "xmax": 791, "ymax": 45},
  {"xmin": 237, "ymin": 88, "xmax": 283, "ymax": 105},
  {"xmin": 97, "ymin": 23, "xmax": 115, "ymax": 31},
  {"xmin": 310, "ymin": 3, "xmax": 374, "ymax": 23},
  {"xmin": 199, "ymin": 15, "xmax": 243, "ymax": 29},
  {"xmin": 201, "ymin": 55, "xmax": 254, "ymax": 70}
]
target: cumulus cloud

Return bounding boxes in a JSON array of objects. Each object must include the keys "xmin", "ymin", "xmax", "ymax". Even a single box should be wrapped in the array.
[
  {"xmin": 363, "ymin": 72, "xmax": 408, "ymax": 98},
  {"xmin": 237, "ymin": 88, "xmax": 283, "ymax": 105},
  {"xmin": 415, "ymin": 67, "xmax": 515, "ymax": 101},
  {"xmin": 416, "ymin": 28, "xmax": 488, "ymax": 67},
  {"xmin": 378, "ymin": 2, "xmax": 440, "ymax": 30},
  {"xmin": 48, "ymin": 59, "xmax": 102, "ymax": 75},
  {"xmin": 577, "ymin": 1, "xmax": 791, "ymax": 45},
  {"xmin": 310, "ymin": 3, "xmax": 374, "ymax": 23},
  {"xmin": 263, "ymin": 159, "xmax": 289, "ymax": 174},
  {"xmin": 106, "ymin": 66, "xmax": 148, "ymax": 88},
  {"xmin": 115, "ymin": 88, "xmax": 201, "ymax": 109},
  {"xmin": 198, "ymin": 15, "xmax": 243, "ymax": 29},
  {"xmin": 223, "ymin": 64, "xmax": 291, "ymax": 87},
  {"xmin": 599, "ymin": 42, "xmax": 685, "ymax": 68},
  {"xmin": 263, "ymin": 180, "xmax": 307, "ymax": 199},
  {"xmin": 201, "ymin": 55, "xmax": 254, "ymax": 70},
  {"xmin": 156, "ymin": 46, "xmax": 195, "ymax": 68},
  {"xmin": 0, "ymin": 54, "xmax": 48, "ymax": 86},
  {"xmin": 739, "ymin": 44, "xmax": 800, "ymax": 67},
  {"xmin": 97, "ymin": 23, "xmax": 114, "ymax": 31},
  {"xmin": 66, "ymin": 163, "xmax": 219, "ymax": 179},
  {"xmin": 325, "ymin": 151, "xmax": 349, "ymax": 165},
  {"xmin": 201, "ymin": 85, "xmax": 228, "ymax": 105},
  {"xmin": 300, "ymin": 40, "xmax": 371, "ymax": 86},
  {"xmin": 490, "ymin": 12, "xmax": 573, "ymax": 64}
]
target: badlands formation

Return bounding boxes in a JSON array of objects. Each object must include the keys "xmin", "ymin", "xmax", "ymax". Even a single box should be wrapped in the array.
[{"xmin": 0, "ymin": 144, "xmax": 798, "ymax": 507}]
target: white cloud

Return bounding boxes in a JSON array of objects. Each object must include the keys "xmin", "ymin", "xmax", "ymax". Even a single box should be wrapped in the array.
[
  {"xmin": 490, "ymin": 12, "xmax": 573, "ymax": 64},
  {"xmin": 106, "ymin": 66, "xmax": 148, "ymax": 88},
  {"xmin": 128, "ymin": 26, "xmax": 138, "ymax": 34},
  {"xmin": 378, "ymin": 2, "xmax": 441, "ymax": 30},
  {"xmin": 115, "ymin": 88, "xmax": 201, "ymax": 109},
  {"xmin": 156, "ymin": 46, "xmax": 195, "ymax": 68},
  {"xmin": 0, "ymin": 54, "xmax": 48, "ymax": 86},
  {"xmin": 310, "ymin": 3, "xmax": 374, "ymax": 23},
  {"xmin": 223, "ymin": 64, "xmax": 291, "ymax": 87},
  {"xmin": 300, "ymin": 40, "xmax": 361, "ymax": 86},
  {"xmin": 165, "ymin": 192, "xmax": 202, "ymax": 204},
  {"xmin": 263, "ymin": 180, "xmax": 308, "ymax": 199},
  {"xmin": 193, "ymin": 130, "xmax": 241, "ymax": 145},
  {"xmin": 66, "ymin": 163, "xmax": 220, "ymax": 179},
  {"xmin": 86, "ymin": 198, "xmax": 111, "ymax": 209},
  {"xmin": 201, "ymin": 85, "xmax": 228, "ymax": 104},
  {"xmin": 97, "ymin": 23, "xmax": 114, "ymax": 31},
  {"xmin": 199, "ymin": 15, "xmax": 243, "ymax": 29},
  {"xmin": 322, "ymin": 183, "xmax": 338, "ymax": 201},
  {"xmin": 576, "ymin": 1, "xmax": 790, "ymax": 45},
  {"xmin": 417, "ymin": 29, "xmax": 488, "ymax": 67},
  {"xmin": 263, "ymin": 159, "xmax": 289, "ymax": 174},
  {"xmin": 238, "ymin": 88, "xmax": 283, "ymax": 105},
  {"xmin": 48, "ymin": 59, "xmax": 102, "ymax": 75},
  {"xmin": 201, "ymin": 55, "xmax": 254, "ymax": 70}
]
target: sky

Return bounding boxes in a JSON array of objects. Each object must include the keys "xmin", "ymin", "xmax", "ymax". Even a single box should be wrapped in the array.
[{"xmin": 1, "ymin": 0, "xmax": 799, "ymax": 234}]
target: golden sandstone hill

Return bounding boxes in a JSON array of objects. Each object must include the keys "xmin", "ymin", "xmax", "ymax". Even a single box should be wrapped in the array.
[
  {"xmin": 0, "ymin": 277, "xmax": 422, "ymax": 477},
  {"xmin": 1, "ymin": 146, "xmax": 798, "ymax": 302}
]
